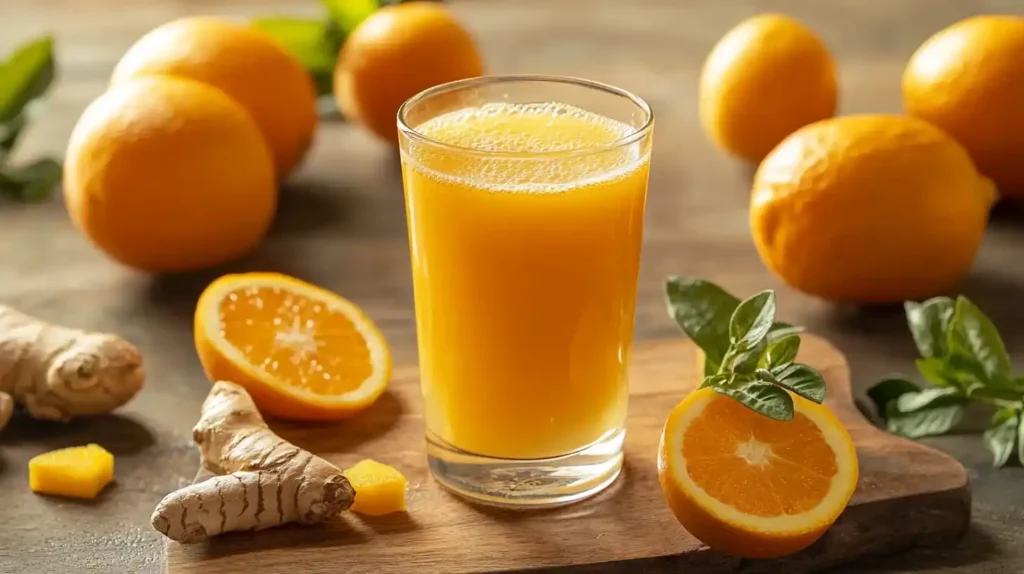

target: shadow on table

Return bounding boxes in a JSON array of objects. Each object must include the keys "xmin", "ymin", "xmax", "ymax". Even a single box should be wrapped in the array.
[
  {"xmin": 809, "ymin": 267, "xmax": 1024, "ymax": 356},
  {"xmin": 989, "ymin": 198, "xmax": 1024, "ymax": 225},
  {"xmin": 134, "ymin": 184, "xmax": 343, "ymax": 324},
  {"xmin": 832, "ymin": 524, "xmax": 1001, "ymax": 572},
  {"xmin": 0, "ymin": 411, "xmax": 155, "ymax": 455},
  {"xmin": 268, "ymin": 178, "xmax": 350, "ymax": 239},
  {"xmin": 170, "ymin": 510, "xmax": 422, "ymax": 563},
  {"xmin": 269, "ymin": 389, "xmax": 405, "ymax": 454}
]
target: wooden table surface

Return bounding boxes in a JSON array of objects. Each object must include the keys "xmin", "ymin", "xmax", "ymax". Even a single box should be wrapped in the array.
[{"xmin": 2, "ymin": 1, "xmax": 1023, "ymax": 573}]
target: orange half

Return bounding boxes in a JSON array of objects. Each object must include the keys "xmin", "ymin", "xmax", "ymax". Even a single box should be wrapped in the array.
[
  {"xmin": 194, "ymin": 272, "xmax": 391, "ymax": 420},
  {"xmin": 658, "ymin": 388, "xmax": 858, "ymax": 558}
]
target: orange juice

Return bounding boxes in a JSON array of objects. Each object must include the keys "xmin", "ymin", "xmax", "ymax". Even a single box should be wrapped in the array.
[{"xmin": 401, "ymin": 101, "xmax": 651, "ymax": 460}]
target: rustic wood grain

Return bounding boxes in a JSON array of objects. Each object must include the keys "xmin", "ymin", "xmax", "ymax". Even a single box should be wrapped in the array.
[
  {"xmin": 3, "ymin": 0, "xmax": 1024, "ymax": 573},
  {"xmin": 164, "ymin": 335, "xmax": 970, "ymax": 573}
]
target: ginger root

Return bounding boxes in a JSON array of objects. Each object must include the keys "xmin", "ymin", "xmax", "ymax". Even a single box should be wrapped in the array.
[
  {"xmin": 152, "ymin": 381, "xmax": 356, "ymax": 543},
  {"xmin": 0, "ymin": 305, "xmax": 145, "ymax": 432}
]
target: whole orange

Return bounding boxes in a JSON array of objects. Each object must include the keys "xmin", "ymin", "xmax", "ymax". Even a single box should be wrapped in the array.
[
  {"xmin": 750, "ymin": 115, "xmax": 995, "ymax": 304},
  {"xmin": 700, "ymin": 14, "xmax": 837, "ymax": 163},
  {"xmin": 334, "ymin": 2, "xmax": 484, "ymax": 143},
  {"xmin": 111, "ymin": 17, "xmax": 318, "ymax": 181},
  {"xmin": 64, "ymin": 77, "xmax": 277, "ymax": 274},
  {"xmin": 903, "ymin": 15, "xmax": 1024, "ymax": 197}
]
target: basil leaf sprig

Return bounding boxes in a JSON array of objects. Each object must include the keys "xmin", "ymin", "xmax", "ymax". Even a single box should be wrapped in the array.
[
  {"xmin": 868, "ymin": 296, "xmax": 1024, "ymax": 468},
  {"xmin": 665, "ymin": 277, "xmax": 826, "ymax": 422},
  {"xmin": 0, "ymin": 35, "xmax": 62, "ymax": 203}
]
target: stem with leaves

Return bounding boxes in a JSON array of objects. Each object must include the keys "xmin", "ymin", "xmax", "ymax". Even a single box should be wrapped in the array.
[
  {"xmin": 868, "ymin": 295, "xmax": 1024, "ymax": 468},
  {"xmin": 665, "ymin": 277, "xmax": 826, "ymax": 421}
]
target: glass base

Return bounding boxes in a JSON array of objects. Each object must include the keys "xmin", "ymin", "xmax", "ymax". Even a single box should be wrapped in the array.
[{"xmin": 426, "ymin": 427, "xmax": 625, "ymax": 509}]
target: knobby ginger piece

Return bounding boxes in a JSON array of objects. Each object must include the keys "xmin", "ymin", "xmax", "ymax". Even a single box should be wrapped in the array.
[
  {"xmin": 343, "ymin": 459, "xmax": 408, "ymax": 516},
  {"xmin": 151, "ymin": 381, "xmax": 356, "ymax": 543},
  {"xmin": 29, "ymin": 443, "xmax": 115, "ymax": 499},
  {"xmin": 0, "ymin": 305, "xmax": 145, "ymax": 432}
]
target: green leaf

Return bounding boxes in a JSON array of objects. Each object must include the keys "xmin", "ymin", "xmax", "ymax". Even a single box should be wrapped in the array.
[
  {"xmin": 0, "ymin": 36, "xmax": 55, "ymax": 125},
  {"xmin": 904, "ymin": 298, "xmax": 955, "ymax": 359},
  {"xmin": 866, "ymin": 377, "xmax": 920, "ymax": 418},
  {"xmin": 947, "ymin": 296, "xmax": 1012, "ymax": 385},
  {"xmin": 886, "ymin": 402, "xmax": 966, "ymax": 439},
  {"xmin": 921, "ymin": 356, "xmax": 958, "ymax": 386},
  {"xmin": 323, "ymin": 0, "xmax": 380, "ymax": 35},
  {"xmin": 665, "ymin": 277, "xmax": 740, "ymax": 376},
  {"xmin": 770, "ymin": 363, "xmax": 826, "ymax": 403},
  {"xmin": 765, "ymin": 334, "xmax": 800, "ymax": 369},
  {"xmin": 1018, "ymin": 411, "xmax": 1024, "ymax": 469},
  {"xmin": 253, "ymin": 17, "xmax": 340, "ymax": 97},
  {"xmin": 766, "ymin": 323, "xmax": 803, "ymax": 342},
  {"xmin": 894, "ymin": 386, "xmax": 965, "ymax": 413},
  {"xmin": 731, "ymin": 338, "xmax": 766, "ymax": 375},
  {"xmin": 0, "ymin": 158, "xmax": 61, "ymax": 202},
  {"xmin": 885, "ymin": 387, "xmax": 968, "ymax": 439},
  {"xmin": 714, "ymin": 380, "xmax": 794, "ymax": 421},
  {"xmin": 729, "ymin": 290, "xmax": 776, "ymax": 350},
  {"xmin": 665, "ymin": 277, "xmax": 796, "ymax": 377},
  {"xmin": 984, "ymin": 408, "xmax": 1019, "ymax": 468},
  {"xmin": 0, "ymin": 111, "xmax": 27, "ymax": 158}
]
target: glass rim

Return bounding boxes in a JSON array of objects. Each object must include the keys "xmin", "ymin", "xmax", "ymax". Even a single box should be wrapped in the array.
[{"xmin": 396, "ymin": 74, "xmax": 654, "ymax": 160}]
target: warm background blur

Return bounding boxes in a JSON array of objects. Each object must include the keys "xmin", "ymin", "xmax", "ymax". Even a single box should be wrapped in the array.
[{"xmin": 2, "ymin": 1, "xmax": 1024, "ymax": 573}]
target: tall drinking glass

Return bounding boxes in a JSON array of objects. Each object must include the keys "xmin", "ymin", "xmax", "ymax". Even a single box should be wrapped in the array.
[{"xmin": 397, "ymin": 75, "xmax": 654, "ymax": 507}]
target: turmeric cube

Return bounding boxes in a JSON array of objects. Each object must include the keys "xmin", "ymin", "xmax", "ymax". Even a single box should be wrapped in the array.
[
  {"xmin": 343, "ymin": 459, "xmax": 408, "ymax": 516},
  {"xmin": 29, "ymin": 443, "xmax": 115, "ymax": 499}
]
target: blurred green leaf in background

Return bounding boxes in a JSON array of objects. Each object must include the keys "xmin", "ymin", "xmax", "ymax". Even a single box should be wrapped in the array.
[
  {"xmin": 253, "ymin": 0, "xmax": 381, "ymax": 118},
  {"xmin": 0, "ymin": 35, "xmax": 62, "ymax": 203},
  {"xmin": 253, "ymin": 0, "xmax": 432, "ymax": 119}
]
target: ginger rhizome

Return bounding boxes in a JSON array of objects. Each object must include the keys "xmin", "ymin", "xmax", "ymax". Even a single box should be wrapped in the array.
[
  {"xmin": 29, "ymin": 443, "xmax": 115, "ymax": 499},
  {"xmin": 152, "ymin": 381, "xmax": 356, "ymax": 543},
  {"xmin": 0, "ymin": 305, "xmax": 145, "ymax": 432}
]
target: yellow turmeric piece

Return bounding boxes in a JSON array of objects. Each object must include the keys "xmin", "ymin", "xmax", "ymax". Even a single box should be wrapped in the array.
[
  {"xmin": 29, "ymin": 443, "xmax": 115, "ymax": 499},
  {"xmin": 343, "ymin": 459, "xmax": 408, "ymax": 516}
]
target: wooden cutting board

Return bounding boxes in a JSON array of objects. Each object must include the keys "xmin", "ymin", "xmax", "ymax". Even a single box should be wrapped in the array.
[{"xmin": 165, "ymin": 335, "xmax": 970, "ymax": 573}]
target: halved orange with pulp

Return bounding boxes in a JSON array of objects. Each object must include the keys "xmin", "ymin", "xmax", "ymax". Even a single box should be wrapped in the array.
[
  {"xmin": 194, "ymin": 272, "xmax": 391, "ymax": 420},
  {"xmin": 658, "ymin": 388, "xmax": 858, "ymax": 558}
]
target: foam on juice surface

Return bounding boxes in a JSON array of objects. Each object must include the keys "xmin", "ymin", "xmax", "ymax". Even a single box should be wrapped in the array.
[{"xmin": 405, "ymin": 102, "xmax": 648, "ymax": 192}]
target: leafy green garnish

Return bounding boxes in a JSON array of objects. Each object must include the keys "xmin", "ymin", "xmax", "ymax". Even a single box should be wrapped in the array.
[
  {"xmin": 665, "ymin": 277, "xmax": 825, "ymax": 421},
  {"xmin": 665, "ymin": 277, "xmax": 802, "ymax": 377},
  {"xmin": 0, "ymin": 35, "xmax": 61, "ymax": 202},
  {"xmin": 868, "ymin": 295, "xmax": 1024, "ymax": 468}
]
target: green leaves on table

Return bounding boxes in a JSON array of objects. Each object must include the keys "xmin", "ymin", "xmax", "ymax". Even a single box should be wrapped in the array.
[
  {"xmin": 665, "ymin": 277, "xmax": 825, "ymax": 422},
  {"xmin": 867, "ymin": 295, "xmax": 1024, "ymax": 468},
  {"xmin": 0, "ymin": 35, "xmax": 61, "ymax": 203}
]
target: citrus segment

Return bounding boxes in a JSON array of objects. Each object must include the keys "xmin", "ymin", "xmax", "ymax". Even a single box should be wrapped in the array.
[
  {"xmin": 194, "ymin": 273, "xmax": 390, "ymax": 420},
  {"xmin": 659, "ymin": 388, "xmax": 858, "ymax": 558}
]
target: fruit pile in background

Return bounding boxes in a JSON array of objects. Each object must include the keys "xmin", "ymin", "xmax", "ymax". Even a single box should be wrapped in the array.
[
  {"xmin": 56, "ymin": 0, "xmax": 482, "ymax": 274},
  {"xmin": 701, "ymin": 14, "xmax": 1024, "ymax": 304}
]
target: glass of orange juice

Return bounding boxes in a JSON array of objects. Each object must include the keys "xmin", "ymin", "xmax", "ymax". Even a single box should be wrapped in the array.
[{"xmin": 397, "ymin": 75, "xmax": 653, "ymax": 507}]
